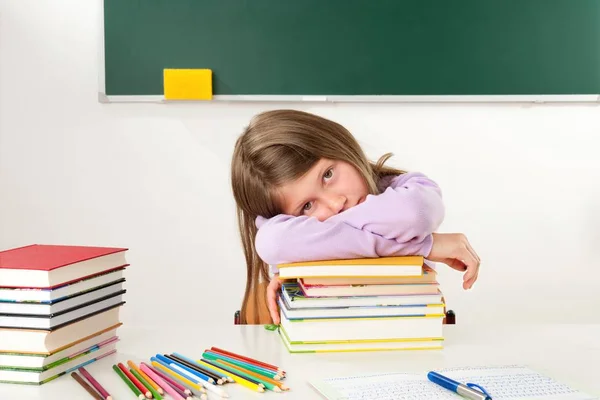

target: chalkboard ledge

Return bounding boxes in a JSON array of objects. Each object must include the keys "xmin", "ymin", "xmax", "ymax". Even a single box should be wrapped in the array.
[{"xmin": 99, "ymin": 93, "xmax": 600, "ymax": 104}]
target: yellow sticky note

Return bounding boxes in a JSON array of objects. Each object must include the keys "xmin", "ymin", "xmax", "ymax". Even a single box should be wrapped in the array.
[{"xmin": 163, "ymin": 69, "xmax": 212, "ymax": 100}]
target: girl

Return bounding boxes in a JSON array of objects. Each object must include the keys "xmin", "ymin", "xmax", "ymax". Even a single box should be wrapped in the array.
[{"xmin": 231, "ymin": 110, "xmax": 480, "ymax": 324}]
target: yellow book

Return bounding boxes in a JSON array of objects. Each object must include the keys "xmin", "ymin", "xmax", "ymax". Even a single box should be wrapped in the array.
[
  {"xmin": 277, "ymin": 256, "xmax": 424, "ymax": 279},
  {"xmin": 278, "ymin": 325, "xmax": 443, "ymax": 353}
]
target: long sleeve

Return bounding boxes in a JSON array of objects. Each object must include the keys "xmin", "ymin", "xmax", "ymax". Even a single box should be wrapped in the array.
[
  {"xmin": 327, "ymin": 172, "xmax": 444, "ymax": 243},
  {"xmin": 254, "ymin": 172, "xmax": 444, "ymax": 266},
  {"xmin": 255, "ymin": 214, "xmax": 432, "ymax": 266}
]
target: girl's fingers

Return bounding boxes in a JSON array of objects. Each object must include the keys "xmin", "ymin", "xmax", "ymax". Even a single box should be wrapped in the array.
[
  {"xmin": 464, "ymin": 270, "xmax": 479, "ymax": 289},
  {"xmin": 266, "ymin": 281, "xmax": 281, "ymax": 324},
  {"xmin": 461, "ymin": 247, "xmax": 479, "ymax": 284},
  {"xmin": 465, "ymin": 240, "xmax": 481, "ymax": 264}
]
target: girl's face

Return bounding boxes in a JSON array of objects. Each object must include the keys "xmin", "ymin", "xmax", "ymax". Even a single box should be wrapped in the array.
[{"xmin": 277, "ymin": 158, "xmax": 368, "ymax": 222}]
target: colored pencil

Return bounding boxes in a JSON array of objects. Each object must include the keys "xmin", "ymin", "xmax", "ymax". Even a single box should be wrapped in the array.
[
  {"xmin": 113, "ymin": 364, "xmax": 145, "ymax": 400},
  {"xmin": 149, "ymin": 361, "xmax": 207, "ymax": 400},
  {"xmin": 140, "ymin": 362, "xmax": 186, "ymax": 400},
  {"xmin": 203, "ymin": 351, "xmax": 281, "ymax": 380},
  {"xmin": 219, "ymin": 359, "xmax": 288, "ymax": 391},
  {"xmin": 211, "ymin": 358, "xmax": 278, "ymax": 391},
  {"xmin": 168, "ymin": 353, "xmax": 224, "ymax": 384},
  {"xmin": 71, "ymin": 371, "xmax": 104, "ymax": 400},
  {"xmin": 78, "ymin": 366, "xmax": 113, "ymax": 400},
  {"xmin": 167, "ymin": 362, "xmax": 231, "ymax": 397},
  {"xmin": 128, "ymin": 360, "xmax": 164, "ymax": 395},
  {"xmin": 131, "ymin": 368, "xmax": 163, "ymax": 400},
  {"xmin": 164, "ymin": 353, "xmax": 223, "ymax": 384},
  {"xmin": 198, "ymin": 359, "xmax": 264, "ymax": 393},
  {"xmin": 165, "ymin": 381, "xmax": 191, "ymax": 400},
  {"xmin": 144, "ymin": 363, "xmax": 195, "ymax": 395},
  {"xmin": 173, "ymin": 352, "xmax": 232, "ymax": 383},
  {"xmin": 156, "ymin": 354, "xmax": 214, "ymax": 384},
  {"xmin": 151, "ymin": 356, "xmax": 207, "ymax": 395},
  {"xmin": 118, "ymin": 362, "xmax": 152, "ymax": 399},
  {"xmin": 210, "ymin": 346, "xmax": 284, "ymax": 374}
]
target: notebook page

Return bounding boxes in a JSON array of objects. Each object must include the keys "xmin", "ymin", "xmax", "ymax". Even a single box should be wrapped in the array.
[
  {"xmin": 310, "ymin": 365, "xmax": 597, "ymax": 400},
  {"xmin": 310, "ymin": 372, "xmax": 459, "ymax": 400}
]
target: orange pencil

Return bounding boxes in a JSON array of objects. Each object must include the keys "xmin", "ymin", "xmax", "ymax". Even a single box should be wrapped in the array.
[
  {"xmin": 209, "ymin": 347, "xmax": 284, "ymax": 375},
  {"xmin": 128, "ymin": 360, "xmax": 164, "ymax": 395}
]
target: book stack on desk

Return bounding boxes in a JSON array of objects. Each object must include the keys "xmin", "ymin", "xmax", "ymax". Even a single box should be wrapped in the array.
[
  {"xmin": 276, "ymin": 256, "xmax": 446, "ymax": 353},
  {"xmin": 0, "ymin": 244, "xmax": 128, "ymax": 384}
]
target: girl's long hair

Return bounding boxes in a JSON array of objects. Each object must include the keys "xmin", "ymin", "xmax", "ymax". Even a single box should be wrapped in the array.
[{"xmin": 230, "ymin": 109, "xmax": 404, "ymax": 324}]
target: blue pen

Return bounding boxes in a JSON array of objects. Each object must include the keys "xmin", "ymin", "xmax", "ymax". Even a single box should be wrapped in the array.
[{"xmin": 428, "ymin": 371, "xmax": 492, "ymax": 400}]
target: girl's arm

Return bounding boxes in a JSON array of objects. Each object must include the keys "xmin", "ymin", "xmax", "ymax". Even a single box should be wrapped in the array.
[
  {"xmin": 255, "ymin": 214, "xmax": 432, "ymax": 266},
  {"xmin": 254, "ymin": 172, "xmax": 443, "ymax": 266},
  {"xmin": 327, "ymin": 172, "xmax": 444, "ymax": 243}
]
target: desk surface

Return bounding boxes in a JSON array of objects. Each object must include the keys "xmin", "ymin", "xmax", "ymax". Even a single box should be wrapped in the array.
[{"xmin": 1, "ymin": 323, "xmax": 599, "ymax": 400}]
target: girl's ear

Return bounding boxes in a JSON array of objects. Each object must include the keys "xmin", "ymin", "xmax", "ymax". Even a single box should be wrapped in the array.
[{"xmin": 243, "ymin": 280, "xmax": 272, "ymax": 324}]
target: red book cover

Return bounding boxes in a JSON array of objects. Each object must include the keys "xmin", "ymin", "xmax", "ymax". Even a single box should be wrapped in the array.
[{"xmin": 0, "ymin": 245, "xmax": 128, "ymax": 271}]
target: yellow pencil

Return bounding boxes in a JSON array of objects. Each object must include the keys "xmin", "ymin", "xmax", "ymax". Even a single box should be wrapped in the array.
[
  {"xmin": 128, "ymin": 360, "xmax": 164, "ymax": 395},
  {"xmin": 196, "ymin": 359, "xmax": 264, "ymax": 393},
  {"xmin": 150, "ymin": 361, "xmax": 209, "ymax": 399}
]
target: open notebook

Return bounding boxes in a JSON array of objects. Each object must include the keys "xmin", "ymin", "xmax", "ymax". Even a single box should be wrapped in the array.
[{"xmin": 310, "ymin": 365, "xmax": 597, "ymax": 400}]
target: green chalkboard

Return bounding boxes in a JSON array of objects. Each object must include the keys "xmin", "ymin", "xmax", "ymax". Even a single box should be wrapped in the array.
[{"xmin": 103, "ymin": 0, "xmax": 600, "ymax": 97}]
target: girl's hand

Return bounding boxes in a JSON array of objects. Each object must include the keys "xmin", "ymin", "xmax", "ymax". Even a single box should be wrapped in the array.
[
  {"xmin": 266, "ymin": 274, "xmax": 283, "ymax": 324},
  {"xmin": 427, "ymin": 233, "xmax": 481, "ymax": 289}
]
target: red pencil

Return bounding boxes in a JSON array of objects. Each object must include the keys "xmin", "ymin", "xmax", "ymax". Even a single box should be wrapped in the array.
[
  {"xmin": 79, "ymin": 367, "xmax": 113, "ymax": 400},
  {"xmin": 118, "ymin": 363, "xmax": 151, "ymax": 399},
  {"xmin": 209, "ymin": 347, "xmax": 285, "ymax": 374}
]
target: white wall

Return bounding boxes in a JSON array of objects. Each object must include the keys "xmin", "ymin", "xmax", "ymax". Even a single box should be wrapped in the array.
[{"xmin": 1, "ymin": 0, "xmax": 599, "ymax": 328}]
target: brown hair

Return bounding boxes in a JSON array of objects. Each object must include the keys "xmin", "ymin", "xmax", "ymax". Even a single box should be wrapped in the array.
[{"xmin": 230, "ymin": 109, "xmax": 404, "ymax": 324}]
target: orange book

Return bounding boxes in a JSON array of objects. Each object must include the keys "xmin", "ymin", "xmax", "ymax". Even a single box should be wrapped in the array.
[{"xmin": 277, "ymin": 256, "xmax": 423, "ymax": 279}]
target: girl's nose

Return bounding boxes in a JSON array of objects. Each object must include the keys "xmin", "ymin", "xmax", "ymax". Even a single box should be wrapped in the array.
[{"xmin": 325, "ymin": 195, "xmax": 347, "ymax": 214}]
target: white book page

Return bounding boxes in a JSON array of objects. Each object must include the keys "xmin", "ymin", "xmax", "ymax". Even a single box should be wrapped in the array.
[{"xmin": 310, "ymin": 365, "xmax": 597, "ymax": 400}]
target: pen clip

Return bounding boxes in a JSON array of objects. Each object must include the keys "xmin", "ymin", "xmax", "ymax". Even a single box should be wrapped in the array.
[{"xmin": 467, "ymin": 382, "xmax": 492, "ymax": 400}]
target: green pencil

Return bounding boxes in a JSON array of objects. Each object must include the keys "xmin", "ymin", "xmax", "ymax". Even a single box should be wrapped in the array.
[
  {"xmin": 203, "ymin": 352, "xmax": 280, "ymax": 379},
  {"xmin": 213, "ymin": 359, "xmax": 281, "ymax": 392},
  {"xmin": 131, "ymin": 368, "xmax": 162, "ymax": 400},
  {"xmin": 113, "ymin": 364, "xmax": 145, "ymax": 399}
]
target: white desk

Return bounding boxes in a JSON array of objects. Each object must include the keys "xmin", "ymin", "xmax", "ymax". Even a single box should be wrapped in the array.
[{"xmin": 1, "ymin": 323, "xmax": 599, "ymax": 400}]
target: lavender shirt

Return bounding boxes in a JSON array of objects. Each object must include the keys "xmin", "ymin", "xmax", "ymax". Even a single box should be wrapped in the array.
[{"xmin": 254, "ymin": 172, "xmax": 445, "ymax": 272}]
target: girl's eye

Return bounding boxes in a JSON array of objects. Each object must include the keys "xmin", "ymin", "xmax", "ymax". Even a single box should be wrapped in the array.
[
  {"xmin": 323, "ymin": 168, "xmax": 334, "ymax": 180},
  {"xmin": 303, "ymin": 202, "xmax": 313, "ymax": 211}
]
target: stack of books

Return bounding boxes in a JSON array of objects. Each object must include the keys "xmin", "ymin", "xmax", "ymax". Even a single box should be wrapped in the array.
[
  {"xmin": 0, "ymin": 244, "xmax": 128, "ymax": 384},
  {"xmin": 276, "ymin": 256, "xmax": 446, "ymax": 353}
]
